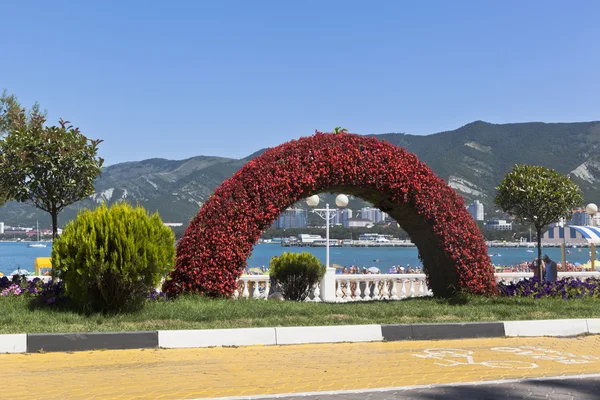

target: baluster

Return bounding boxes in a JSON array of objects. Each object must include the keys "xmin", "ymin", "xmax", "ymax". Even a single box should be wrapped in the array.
[
  {"xmin": 381, "ymin": 279, "xmax": 390, "ymax": 300},
  {"xmin": 409, "ymin": 279, "xmax": 416, "ymax": 297},
  {"xmin": 423, "ymin": 280, "xmax": 433, "ymax": 296},
  {"xmin": 252, "ymin": 280, "xmax": 260, "ymax": 299},
  {"xmin": 362, "ymin": 279, "xmax": 371, "ymax": 301},
  {"xmin": 372, "ymin": 279, "xmax": 380, "ymax": 300},
  {"xmin": 390, "ymin": 279, "xmax": 399, "ymax": 300},
  {"xmin": 418, "ymin": 278, "xmax": 425, "ymax": 297},
  {"xmin": 264, "ymin": 280, "xmax": 270, "ymax": 300},
  {"xmin": 399, "ymin": 279, "xmax": 407, "ymax": 299},
  {"xmin": 313, "ymin": 282, "xmax": 321, "ymax": 302},
  {"xmin": 234, "ymin": 282, "xmax": 240, "ymax": 299},
  {"xmin": 336, "ymin": 279, "xmax": 345, "ymax": 302},
  {"xmin": 354, "ymin": 278, "xmax": 362, "ymax": 301},
  {"xmin": 346, "ymin": 279, "xmax": 354, "ymax": 301},
  {"xmin": 241, "ymin": 280, "xmax": 250, "ymax": 299}
]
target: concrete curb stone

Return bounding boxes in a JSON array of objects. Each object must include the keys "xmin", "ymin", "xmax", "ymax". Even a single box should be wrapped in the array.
[
  {"xmin": 26, "ymin": 331, "xmax": 158, "ymax": 353},
  {"xmin": 2, "ymin": 319, "xmax": 598, "ymax": 353}
]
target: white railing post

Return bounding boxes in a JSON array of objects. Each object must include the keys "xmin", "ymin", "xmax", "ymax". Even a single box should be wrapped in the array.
[
  {"xmin": 252, "ymin": 280, "xmax": 260, "ymax": 299},
  {"xmin": 319, "ymin": 267, "xmax": 337, "ymax": 302}
]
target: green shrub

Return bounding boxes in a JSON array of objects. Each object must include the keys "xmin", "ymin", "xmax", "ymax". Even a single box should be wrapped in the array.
[
  {"xmin": 269, "ymin": 252, "xmax": 325, "ymax": 301},
  {"xmin": 52, "ymin": 202, "xmax": 175, "ymax": 313}
]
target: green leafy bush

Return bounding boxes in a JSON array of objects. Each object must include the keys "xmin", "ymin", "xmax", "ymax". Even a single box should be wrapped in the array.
[
  {"xmin": 269, "ymin": 252, "xmax": 325, "ymax": 301},
  {"xmin": 52, "ymin": 202, "xmax": 175, "ymax": 312}
]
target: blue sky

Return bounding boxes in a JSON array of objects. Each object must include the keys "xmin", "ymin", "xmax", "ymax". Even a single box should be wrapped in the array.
[{"xmin": 2, "ymin": 0, "xmax": 599, "ymax": 165}]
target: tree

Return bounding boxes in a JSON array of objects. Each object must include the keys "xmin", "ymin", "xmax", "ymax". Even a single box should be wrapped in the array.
[
  {"xmin": 495, "ymin": 165, "xmax": 583, "ymax": 278},
  {"xmin": 332, "ymin": 126, "xmax": 348, "ymax": 134},
  {"xmin": 0, "ymin": 110, "xmax": 104, "ymax": 239},
  {"xmin": 0, "ymin": 91, "xmax": 46, "ymax": 207},
  {"xmin": 0, "ymin": 90, "xmax": 44, "ymax": 135}
]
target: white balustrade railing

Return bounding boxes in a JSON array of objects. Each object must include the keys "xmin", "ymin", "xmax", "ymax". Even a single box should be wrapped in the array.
[
  {"xmin": 233, "ymin": 271, "xmax": 600, "ymax": 301},
  {"xmin": 234, "ymin": 274, "xmax": 321, "ymax": 301},
  {"xmin": 234, "ymin": 275, "xmax": 271, "ymax": 300},
  {"xmin": 333, "ymin": 274, "xmax": 431, "ymax": 302}
]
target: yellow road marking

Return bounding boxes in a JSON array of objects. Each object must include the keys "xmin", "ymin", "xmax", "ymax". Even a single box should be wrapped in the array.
[{"xmin": 1, "ymin": 336, "xmax": 599, "ymax": 399}]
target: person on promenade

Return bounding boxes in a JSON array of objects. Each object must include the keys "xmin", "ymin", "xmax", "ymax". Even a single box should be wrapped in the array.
[
  {"xmin": 531, "ymin": 258, "xmax": 541, "ymax": 280},
  {"xmin": 543, "ymin": 254, "xmax": 558, "ymax": 282}
]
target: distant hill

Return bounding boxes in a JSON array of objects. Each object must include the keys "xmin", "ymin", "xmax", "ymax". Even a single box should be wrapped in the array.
[{"xmin": 1, "ymin": 120, "xmax": 599, "ymax": 230}]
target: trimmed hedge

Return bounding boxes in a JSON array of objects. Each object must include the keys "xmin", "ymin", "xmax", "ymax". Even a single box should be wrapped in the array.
[
  {"xmin": 269, "ymin": 252, "xmax": 325, "ymax": 301},
  {"xmin": 53, "ymin": 203, "xmax": 175, "ymax": 312}
]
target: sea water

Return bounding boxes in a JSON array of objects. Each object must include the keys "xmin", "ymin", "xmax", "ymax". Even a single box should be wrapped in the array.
[{"xmin": 0, "ymin": 242, "xmax": 595, "ymax": 276}]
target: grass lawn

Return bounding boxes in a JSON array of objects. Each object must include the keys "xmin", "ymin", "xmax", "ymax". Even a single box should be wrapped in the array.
[{"xmin": 1, "ymin": 295, "xmax": 600, "ymax": 334}]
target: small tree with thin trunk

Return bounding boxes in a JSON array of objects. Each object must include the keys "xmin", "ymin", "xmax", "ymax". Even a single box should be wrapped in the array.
[
  {"xmin": 0, "ymin": 109, "xmax": 103, "ymax": 239},
  {"xmin": 0, "ymin": 91, "xmax": 46, "ymax": 207},
  {"xmin": 495, "ymin": 165, "xmax": 583, "ymax": 278}
]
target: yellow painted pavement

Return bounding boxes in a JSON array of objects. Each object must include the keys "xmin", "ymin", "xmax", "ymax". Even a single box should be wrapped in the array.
[{"xmin": 1, "ymin": 336, "xmax": 600, "ymax": 399}]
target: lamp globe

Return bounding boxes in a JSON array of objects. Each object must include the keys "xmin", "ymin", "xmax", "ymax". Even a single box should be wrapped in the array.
[
  {"xmin": 586, "ymin": 203, "xmax": 598, "ymax": 216},
  {"xmin": 306, "ymin": 195, "xmax": 320, "ymax": 208},
  {"xmin": 335, "ymin": 194, "xmax": 349, "ymax": 208}
]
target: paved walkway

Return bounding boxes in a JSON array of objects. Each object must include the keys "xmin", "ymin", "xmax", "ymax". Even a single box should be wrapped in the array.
[{"xmin": 1, "ymin": 336, "xmax": 599, "ymax": 399}]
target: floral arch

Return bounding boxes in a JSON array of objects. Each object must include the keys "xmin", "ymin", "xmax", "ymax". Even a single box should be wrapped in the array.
[{"xmin": 163, "ymin": 132, "xmax": 496, "ymax": 298}]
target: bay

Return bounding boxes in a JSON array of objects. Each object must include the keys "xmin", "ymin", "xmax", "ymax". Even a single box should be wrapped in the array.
[{"xmin": 0, "ymin": 242, "xmax": 596, "ymax": 276}]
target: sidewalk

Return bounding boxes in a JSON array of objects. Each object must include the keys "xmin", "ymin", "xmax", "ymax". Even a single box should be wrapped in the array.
[{"xmin": 1, "ymin": 335, "xmax": 599, "ymax": 399}]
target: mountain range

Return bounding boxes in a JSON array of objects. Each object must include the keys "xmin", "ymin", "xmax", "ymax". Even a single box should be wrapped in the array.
[{"xmin": 1, "ymin": 120, "xmax": 599, "ymax": 229}]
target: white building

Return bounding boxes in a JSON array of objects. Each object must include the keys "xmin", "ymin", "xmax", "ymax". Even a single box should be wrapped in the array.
[
  {"xmin": 332, "ymin": 208, "xmax": 353, "ymax": 226},
  {"xmin": 360, "ymin": 207, "xmax": 387, "ymax": 223},
  {"xmin": 569, "ymin": 208, "xmax": 600, "ymax": 226},
  {"xmin": 484, "ymin": 219, "xmax": 512, "ymax": 231},
  {"xmin": 467, "ymin": 200, "xmax": 484, "ymax": 221},
  {"xmin": 297, "ymin": 234, "xmax": 322, "ymax": 244},
  {"xmin": 542, "ymin": 226, "xmax": 588, "ymax": 245},
  {"xmin": 344, "ymin": 218, "xmax": 373, "ymax": 228}
]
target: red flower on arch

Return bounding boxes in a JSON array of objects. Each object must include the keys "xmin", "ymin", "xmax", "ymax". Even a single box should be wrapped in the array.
[{"xmin": 163, "ymin": 132, "xmax": 496, "ymax": 297}]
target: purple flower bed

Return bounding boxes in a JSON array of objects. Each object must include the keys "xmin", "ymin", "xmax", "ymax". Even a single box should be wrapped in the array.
[
  {"xmin": 498, "ymin": 277, "xmax": 600, "ymax": 299},
  {"xmin": 1, "ymin": 275, "xmax": 167, "ymax": 306},
  {"xmin": 1, "ymin": 275, "xmax": 66, "ymax": 306}
]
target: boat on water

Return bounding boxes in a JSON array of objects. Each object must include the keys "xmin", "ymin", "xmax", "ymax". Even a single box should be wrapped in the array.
[
  {"xmin": 526, "ymin": 249, "xmax": 534, "ymax": 253},
  {"xmin": 27, "ymin": 221, "xmax": 47, "ymax": 248}
]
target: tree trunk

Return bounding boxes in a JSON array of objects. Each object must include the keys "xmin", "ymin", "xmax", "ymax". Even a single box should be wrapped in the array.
[
  {"xmin": 536, "ymin": 226, "xmax": 543, "ymax": 280},
  {"xmin": 51, "ymin": 206, "xmax": 58, "ymax": 240}
]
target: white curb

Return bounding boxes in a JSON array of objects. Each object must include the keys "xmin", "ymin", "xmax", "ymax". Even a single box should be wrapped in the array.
[
  {"xmin": 275, "ymin": 324, "xmax": 383, "ymax": 345},
  {"xmin": 158, "ymin": 328, "xmax": 277, "ymax": 348},
  {"xmin": 0, "ymin": 334, "xmax": 27, "ymax": 353},
  {"xmin": 504, "ymin": 319, "xmax": 589, "ymax": 337},
  {"xmin": 586, "ymin": 318, "xmax": 600, "ymax": 334}
]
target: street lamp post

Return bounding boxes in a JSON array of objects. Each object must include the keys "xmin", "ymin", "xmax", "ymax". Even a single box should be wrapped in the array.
[
  {"xmin": 559, "ymin": 218, "xmax": 566, "ymax": 272},
  {"xmin": 307, "ymin": 194, "xmax": 349, "ymax": 301},
  {"xmin": 586, "ymin": 203, "xmax": 598, "ymax": 270}
]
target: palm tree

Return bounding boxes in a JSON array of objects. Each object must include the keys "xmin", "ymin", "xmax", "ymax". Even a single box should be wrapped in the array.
[{"xmin": 333, "ymin": 126, "xmax": 348, "ymax": 134}]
